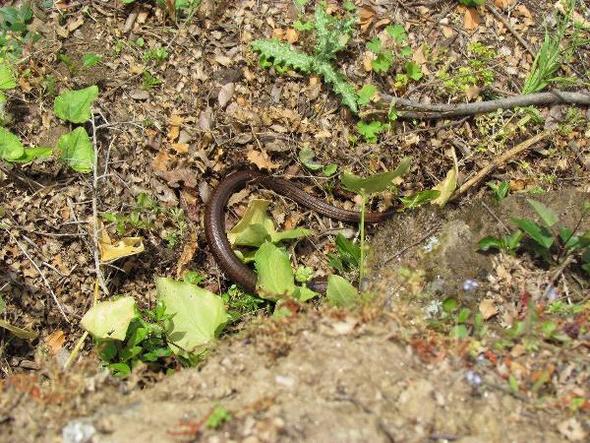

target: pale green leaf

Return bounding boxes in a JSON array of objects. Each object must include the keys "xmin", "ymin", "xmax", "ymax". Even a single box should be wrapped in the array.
[
  {"xmin": 299, "ymin": 147, "xmax": 323, "ymax": 171},
  {"xmin": 156, "ymin": 277, "xmax": 228, "ymax": 354},
  {"xmin": 270, "ymin": 227, "xmax": 311, "ymax": 243},
  {"xmin": 228, "ymin": 199, "xmax": 274, "ymax": 247},
  {"xmin": 527, "ymin": 199, "xmax": 558, "ymax": 227},
  {"xmin": 10, "ymin": 147, "xmax": 52, "ymax": 164},
  {"xmin": 0, "ymin": 319, "xmax": 38, "ymax": 340},
  {"xmin": 294, "ymin": 285, "xmax": 318, "ymax": 302},
  {"xmin": 81, "ymin": 296, "xmax": 136, "ymax": 341},
  {"xmin": 400, "ymin": 190, "xmax": 440, "ymax": 209},
  {"xmin": 431, "ymin": 165, "xmax": 457, "ymax": 207},
  {"xmin": 0, "ymin": 127, "xmax": 24, "ymax": 161},
  {"xmin": 326, "ymin": 275, "xmax": 358, "ymax": 308},
  {"xmin": 357, "ymin": 84, "xmax": 377, "ymax": 106},
  {"xmin": 57, "ymin": 127, "xmax": 94, "ymax": 173},
  {"xmin": 53, "ymin": 85, "xmax": 99, "ymax": 123},
  {"xmin": 254, "ymin": 241, "xmax": 295, "ymax": 300},
  {"xmin": 0, "ymin": 62, "xmax": 16, "ymax": 90},
  {"xmin": 341, "ymin": 157, "xmax": 412, "ymax": 194}
]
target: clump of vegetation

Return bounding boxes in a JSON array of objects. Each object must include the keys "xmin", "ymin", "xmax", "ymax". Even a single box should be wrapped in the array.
[{"xmin": 0, "ymin": 2, "xmax": 39, "ymax": 59}]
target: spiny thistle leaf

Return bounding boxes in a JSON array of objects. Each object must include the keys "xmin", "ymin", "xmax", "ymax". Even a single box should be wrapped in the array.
[
  {"xmin": 313, "ymin": 3, "xmax": 356, "ymax": 61},
  {"xmin": 251, "ymin": 39, "xmax": 314, "ymax": 72},
  {"xmin": 315, "ymin": 62, "xmax": 358, "ymax": 113}
]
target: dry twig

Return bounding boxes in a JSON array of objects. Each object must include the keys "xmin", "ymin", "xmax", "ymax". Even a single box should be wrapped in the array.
[{"xmin": 485, "ymin": 3, "xmax": 535, "ymax": 56}]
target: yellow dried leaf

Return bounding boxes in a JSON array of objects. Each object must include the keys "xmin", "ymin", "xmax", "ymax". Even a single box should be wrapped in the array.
[
  {"xmin": 285, "ymin": 28, "xmax": 299, "ymax": 44},
  {"xmin": 431, "ymin": 148, "xmax": 458, "ymax": 207},
  {"xmin": 45, "ymin": 330, "xmax": 66, "ymax": 354},
  {"xmin": 169, "ymin": 114, "xmax": 184, "ymax": 126},
  {"xmin": 494, "ymin": 0, "xmax": 516, "ymax": 9},
  {"xmin": 171, "ymin": 143, "xmax": 189, "ymax": 154},
  {"xmin": 463, "ymin": 7, "xmax": 480, "ymax": 31},
  {"xmin": 479, "ymin": 299, "xmax": 498, "ymax": 320},
  {"xmin": 246, "ymin": 150, "xmax": 279, "ymax": 170},
  {"xmin": 100, "ymin": 237, "xmax": 144, "ymax": 263},
  {"xmin": 152, "ymin": 151, "xmax": 171, "ymax": 172},
  {"xmin": 168, "ymin": 125, "xmax": 180, "ymax": 142}
]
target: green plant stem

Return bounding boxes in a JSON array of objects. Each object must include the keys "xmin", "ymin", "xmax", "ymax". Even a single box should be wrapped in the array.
[{"xmin": 359, "ymin": 193, "xmax": 367, "ymax": 284}]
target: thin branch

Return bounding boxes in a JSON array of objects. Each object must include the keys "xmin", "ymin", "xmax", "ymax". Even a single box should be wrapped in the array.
[
  {"xmin": 363, "ymin": 90, "xmax": 590, "ymax": 120},
  {"xmin": 485, "ymin": 3, "xmax": 535, "ymax": 57},
  {"xmin": 452, "ymin": 130, "xmax": 551, "ymax": 200},
  {"xmin": 2, "ymin": 226, "xmax": 69, "ymax": 322}
]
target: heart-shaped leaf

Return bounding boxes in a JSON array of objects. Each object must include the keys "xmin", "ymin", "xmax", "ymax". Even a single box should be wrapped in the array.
[
  {"xmin": 54, "ymin": 85, "xmax": 99, "ymax": 123},
  {"xmin": 81, "ymin": 296, "xmax": 137, "ymax": 341},
  {"xmin": 254, "ymin": 241, "xmax": 295, "ymax": 300},
  {"xmin": 0, "ymin": 127, "xmax": 24, "ymax": 161},
  {"xmin": 326, "ymin": 275, "xmax": 358, "ymax": 308},
  {"xmin": 57, "ymin": 127, "xmax": 94, "ymax": 173}
]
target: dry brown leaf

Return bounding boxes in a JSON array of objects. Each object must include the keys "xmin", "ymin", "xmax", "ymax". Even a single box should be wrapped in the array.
[
  {"xmin": 45, "ymin": 330, "xmax": 66, "ymax": 355},
  {"xmin": 152, "ymin": 151, "xmax": 171, "ymax": 172},
  {"xmin": 494, "ymin": 0, "xmax": 516, "ymax": 9},
  {"xmin": 171, "ymin": 143, "xmax": 189, "ymax": 154},
  {"xmin": 514, "ymin": 4, "xmax": 532, "ymax": 19},
  {"xmin": 558, "ymin": 417, "xmax": 587, "ymax": 442},
  {"xmin": 246, "ymin": 150, "xmax": 279, "ymax": 170},
  {"xmin": 441, "ymin": 26, "xmax": 455, "ymax": 38},
  {"xmin": 169, "ymin": 114, "xmax": 184, "ymax": 126},
  {"xmin": 463, "ymin": 7, "xmax": 481, "ymax": 31},
  {"xmin": 167, "ymin": 125, "xmax": 180, "ymax": 142},
  {"xmin": 218, "ymin": 82, "xmax": 235, "ymax": 108},
  {"xmin": 359, "ymin": 6, "xmax": 375, "ymax": 31},
  {"xmin": 285, "ymin": 28, "xmax": 299, "ymax": 44},
  {"xmin": 479, "ymin": 299, "xmax": 498, "ymax": 320},
  {"xmin": 176, "ymin": 228, "xmax": 198, "ymax": 278},
  {"xmin": 465, "ymin": 85, "xmax": 481, "ymax": 100}
]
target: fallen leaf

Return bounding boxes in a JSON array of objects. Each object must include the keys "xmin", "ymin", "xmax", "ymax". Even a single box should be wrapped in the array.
[
  {"xmin": 359, "ymin": 6, "xmax": 375, "ymax": 31},
  {"xmin": 247, "ymin": 150, "xmax": 279, "ymax": 170},
  {"xmin": 285, "ymin": 28, "xmax": 299, "ymax": 44},
  {"xmin": 152, "ymin": 151, "xmax": 171, "ymax": 172},
  {"xmin": 479, "ymin": 299, "xmax": 498, "ymax": 320},
  {"xmin": 441, "ymin": 26, "xmax": 455, "ymax": 38},
  {"xmin": 558, "ymin": 417, "xmax": 586, "ymax": 442},
  {"xmin": 465, "ymin": 85, "xmax": 481, "ymax": 100},
  {"xmin": 431, "ymin": 148, "xmax": 458, "ymax": 207},
  {"xmin": 167, "ymin": 125, "xmax": 180, "ymax": 142},
  {"xmin": 99, "ymin": 227, "xmax": 144, "ymax": 263},
  {"xmin": 494, "ymin": 0, "xmax": 516, "ymax": 8},
  {"xmin": 463, "ymin": 7, "xmax": 481, "ymax": 31},
  {"xmin": 171, "ymin": 143, "xmax": 189, "ymax": 154},
  {"xmin": 176, "ymin": 228, "xmax": 198, "ymax": 278},
  {"xmin": 169, "ymin": 114, "xmax": 184, "ymax": 127},
  {"xmin": 218, "ymin": 82, "xmax": 235, "ymax": 108},
  {"xmin": 45, "ymin": 330, "xmax": 66, "ymax": 354}
]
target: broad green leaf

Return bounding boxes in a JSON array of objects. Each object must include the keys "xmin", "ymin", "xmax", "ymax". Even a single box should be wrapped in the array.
[
  {"xmin": 254, "ymin": 241, "xmax": 295, "ymax": 300},
  {"xmin": 109, "ymin": 362, "xmax": 131, "ymax": 377},
  {"xmin": 527, "ymin": 199, "xmax": 558, "ymax": 227},
  {"xmin": 335, "ymin": 233, "xmax": 360, "ymax": 267},
  {"xmin": 559, "ymin": 227, "xmax": 579, "ymax": 250},
  {"xmin": 478, "ymin": 236, "xmax": 504, "ymax": 252},
  {"xmin": 323, "ymin": 163, "xmax": 337, "ymax": 176},
  {"xmin": 488, "ymin": 181, "xmax": 510, "ymax": 201},
  {"xmin": 299, "ymin": 147, "xmax": 323, "ymax": 171},
  {"xmin": 156, "ymin": 277, "xmax": 228, "ymax": 354},
  {"xmin": 57, "ymin": 127, "xmax": 94, "ymax": 173},
  {"xmin": 505, "ymin": 230, "xmax": 524, "ymax": 250},
  {"xmin": 0, "ymin": 319, "xmax": 38, "ymax": 340},
  {"xmin": 0, "ymin": 127, "xmax": 24, "ymax": 161},
  {"xmin": 366, "ymin": 37, "xmax": 382, "ymax": 53},
  {"xmin": 405, "ymin": 61, "xmax": 423, "ymax": 81},
  {"xmin": 356, "ymin": 120, "xmax": 386, "ymax": 143},
  {"xmin": 295, "ymin": 266, "xmax": 314, "ymax": 283},
  {"xmin": 270, "ymin": 227, "xmax": 311, "ymax": 243},
  {"xmin": 81, "ymin": 296, "xmax": 136, "ymax": 341},
  {"xmin": 431, "ymin": 165, "xmax": 457, "ymax": 207},
  {"xmin": 357, "ymin": 84, "xmax": 377, "ymax": 106},
  {"xmin": 386, "ymin": 24, "xmax": 407, "ymax": 43},
  {"xmin": 326, "ymin": 275, "xmax": 358, "ymax": 308},
  {"xmin": 294, "ymin": 285, "xmax": 318, "ymax": 302},
  {"xmin": 53, "ymin": 85, "xmax": 99, "ymax": 123},
  {"xmin": 228, "ymin": 199, "xmax": 273, "ymax": 247},
  {"xmin": 450, "ymin": 324, "xmax": 468, "ymax": 339},
  {"xmin": 442, "ymin": 297, "xmax": 458, "ymax": 313},
  {"xmin": 371, "ymin": 51, "xmax": 393, "ymax": 73},
  {"xmin": 341, "ymin": 157, "xmax": 412, "ymax": 194},
  {"xmin": 10, "ymin": 146, "xmax": 52, "ymax": 163},
  {"xmin": 0, "ymin": 62, "xmax": 16, "ymax": 90},
  {"xmin": 400, "ymin": 190, "xmax": 440, "ymax": 209},
  {"xmin": 82, "ymin": 53, "xmax": 102, "ymax": 67},
  {"xmin": 512, "ymin": 218, "xmax": 554, "ymax": 249},
  {"xmin": 457, "ymin": 307, "xmax": 471, "ymax": 323}
]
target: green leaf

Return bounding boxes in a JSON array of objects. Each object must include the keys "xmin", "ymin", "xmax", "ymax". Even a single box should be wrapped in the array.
[
  {"xmin": 385, "ymin": 24, "xmax": 407, "ymax": 43},
  {"xmin": 356, "ymin": 120, "xmax": 386, "ymax": 143},
  {"xmin": 366, "ymin": 37, "xmax": 382, "ymax": 53},
  {"xmin": 0, "ymin": 294, "xmax": 5, "ymax": 314},
  {"xmin": 458, "ymin": 0, "xmax": 485, "ymax": 5},
  {"xmin": 357, "ymin": 84, "xmax": 377, "ymax": 106},
  {"xmin": 227, "ymin": 199, "xmax": 273, "ymax": 247},
  {"xmin": 323, "ymin": 163, "xmax": 337, "ymax": 176},
  {"xmin": 251, "ymin": 39, "xmax": 314, "ymax": 72},
  {"xmin": 0, "ymin": 127, "xmax": 24, "ymax": 161},
  {"xmin": 206, "ymin": 406, "xmax": 232, "ymax": 429},
  {"xmin": 541, "ymin": 320, "xmax": 557, "ymax": 338},
  {"xmin": 10, "ymin": 147, "xmax": 52, "ymax": 164},
  {"xmin": 314, "ymin": 61, "xmax": 358, "ymax": 113},
  {"xmin": 295, "ymin": 266, "xmax": 314, "ymax": 283},
  {"xmin": 294, "ymin": 285, "xmax": 318, "ymax": 302},
  {"xmin": 442, "ymin": 297, "xmax": 458, "ymax": 313},
  {"xmin": 400, "ymin": 190, "xmax": 440, "ymax": 209},
  {"xmin": 488, "ymin": 181, "xmax": 510, "ymax": 201},
  {"xmin": 457, "ymin": 307, "xmax": 471, "ymax": 323},
  {"xmin": 53, "ymin": 85, "xmax": 99, "ymax": 123},
  {"xmin": 405, "ymin": 61, "xmax": 423, "ymax": 81},
  {"xmin": 371, "ymin": 51, "xmax": 393, "ymax": 73},
  {"xmin": 0, "ymin": 62, "xmax": 16, "ymax": 90},
  {"xmin": 299, "ymin": 147, "xmax": 323, "ymax": 171},
  {"xmin": 527, "ymin": 199, "xmax": 558, "ymax": 227},
  {"xmin": 431, "ymin": 165, "xmax": 457, "ymax": 207},
  {"xmin": 294, "ymin": 20, "xmax": 314, "ymax": 31},
  {"xmin": 559, "ymin": 227, "xmax": 579, "ymax": 250},
  {"xmin": 109, "ymin": 362, "xmax": 131, "ymax": 377},
  {"xmin": 156, "ymin": 277, "xmax": 228, "ymax": 354},
  {"xmin": 341, "ymin": 157, "xmax": 411, "ymax": 194},
  {"xmin": 57, "ymin": 127, "xmax": 94, "ymax": 173},
  {"xmin": 512, "ymin": 218, "xmax": 554, "ymax": 249},
  {"xmin": 270, "ymin": 227, "xmax": 311, "ymax": 243},
  {"xmin": 399, "ymin": 46, "xmax": 413, "ymax": 58},
  {"xmin": 254, "ymin": 241, "xmax": 296, "ymax": 300},
  {"xmin": 336, "ymin": 233, "xmax": 361, "ymax": 267},
  {"xmin": 82, "ymin": 53, "xmax": 102, "ymax": 67},
  {"xmin": 478, "ymin": 236, "xmax": 504, "ymax": 252},
  {"xmin": 326, "ymin": 275, "xmax": 358, "ymax": 308},
  {"xmin": 450, "ymin": 324, "xmax": 469, "ymax": 339},
  {"xmin": 505, "ymin": 230, "xmax": 524, "ymax": 250},
  {"xmin": 81, "ymin": 296, "xmax": 137, "ymax": 341}
]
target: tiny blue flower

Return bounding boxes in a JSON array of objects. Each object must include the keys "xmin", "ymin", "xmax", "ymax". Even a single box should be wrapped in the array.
[{"xmin": 463, "ymin": 279, "xmax": 479, "ymax": 291}]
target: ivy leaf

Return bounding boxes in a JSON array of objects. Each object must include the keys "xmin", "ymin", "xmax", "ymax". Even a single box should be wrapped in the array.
[
  {"xmin": 254, "ymin": 241, "xmax": 296, "ymax": 300},
  {"xmin": 512, "ymin": 218, "xmax": 554, "ymax": 249},
  {"xmin": 385, "ymin": 24, "xmax": 407, "ymax": 43},
  {"xmin": 400, "ymin": 190, "xmax": 440, "ymax": 209},
  {"xmin": 527, "ymin": 199, "xmax": 558, "ymax": 227},
  {"xmin": 0, "ymin": 126, "xmax": 24, "ymax": 161},
  {"xmin": 156, "ymin": 277, "xmax": 228, "ymax": 355},
  {"xmin": 405, "ymin": 61, "xmax": 423, "ymax": 81},
  {"xmin": 81, "ymin": 296, "xmax": 137, "ymax": 341},
  {"xmin": 326, "ymin": 275, "xmax": 358, "ymax": 308},
  {"xmin": 53, "ymin": 85, "xmax": 99, "ymax": 123},
  {"xmin": 357, "ymin": 84, "xmax": 377, "ymax": 106},
  {"xmin": 57, "ymin": 127, "xmax": 94, "ymax": 173},
  {"xmin": 341, "ymin": 157, "xmax": 411, "ymax": 194},
  {"xmin": 0, "ymin": 62, "xmax": 16, "ymax": 90}
]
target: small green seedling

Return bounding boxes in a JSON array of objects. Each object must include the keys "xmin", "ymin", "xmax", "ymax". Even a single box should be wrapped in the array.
[
  {"xmin": 206, "ymin": 406, "xmax": 231, "ymax": 429},
  {"xmin": 298, "ymin": 146, "xmax": 337, "ymax": 176},
  {"xmin": 488, "ymin": 181, "xmax": 510, "ymax": 201},
  {"xmin": 142, "ymin": 71, "xmax": 162, "ymax": 90}
]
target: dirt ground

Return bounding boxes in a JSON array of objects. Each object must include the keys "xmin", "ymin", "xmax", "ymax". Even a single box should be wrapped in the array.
[{"xmin": 1, "ymin": 0, "xmax": 589, "ymax": 442}]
